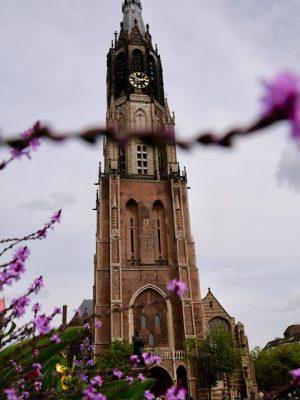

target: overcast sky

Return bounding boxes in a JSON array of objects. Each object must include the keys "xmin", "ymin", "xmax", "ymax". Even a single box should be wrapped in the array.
[{"xmin": 1, "ymin": 0, "xmax": 300, "ymax": 348}]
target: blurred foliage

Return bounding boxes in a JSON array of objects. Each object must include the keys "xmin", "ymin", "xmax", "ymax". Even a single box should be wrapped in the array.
[
  {"xmin": 96, "ymin": 340, "xmax": 133, "ymax": 374},
  {"xmin": 251, "ymin": 344, "xmax": 300, "ymax": 391},
  {"xmin": 185, "ymin": 326, "xmax": 242, "ymax": 389}
]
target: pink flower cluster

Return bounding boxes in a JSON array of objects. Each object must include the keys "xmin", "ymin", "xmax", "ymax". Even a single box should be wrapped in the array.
[
  {"xmin": 130, "ymin": 352, "xmax": 161, "ymax": 367},
  {"xmin": 37, "ymin": 210, "xmax": 62, "ymax": 239},
  {"xmin": 83, "ymin": 374, "xmax": 106, "ymax": 400},
  {"xmin": 290, "ymin": 368, "xmax": 300, "ymax": 386},
  {"xmin": 113, "ymin": 369, "xmax": 123, "ymax": 379},
  {"xmin": 262, "ymin": 71, "xmax": 300, "ymax": 140},
  {"xmin": 0, "ymin": 247, "xmax": 30, "ymax": 292},
  {"xmin": 167, "ymin": 279, "xmax": 188, "ymax": 299},
  {"xmin": 10, "ymin": 126, "xmax": 41, "ymax": 161},
  {"xmin": 144, "ymin": 385, "xmax": 187, "ymax": 400}
]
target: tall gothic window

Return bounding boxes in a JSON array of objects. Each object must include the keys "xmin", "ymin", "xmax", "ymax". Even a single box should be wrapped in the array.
[
  {"xmin": 126, "ymin": 200, "xmax": 139, "ymax": 260},
  {"xmin": 137, "ymin": 145, "xmax": 148, "ymax": 175},
  {"xmin": 131, "ymin": 49, "xmax": 144, "ymax": 72},
  {"xmin": 148, "ymin": 333, "xmax": 154, "ymax": 347},
  {"xmin": 152, "ymin": 201, "xmax": 167, "ymax": 261},
  {"xmin": 157, "ymin": 219, "xmax": 162, "ymax": 254},
  {"xmin": 116, "ymin": 52, "xmax": 126, "ymax": 96},
  {"xmin": 119, "ymin": 148, "xmax": 126, "ymax": 174},
  {"xmin": 149, "ymin": 55, "xmax": 158, "ymax": 99},
  {"xmin": 155, "ymin": 314, "xmax": 161, "ymax": 329},
  {"xmin": 130, "ymin": 218, "xmax": 135, "ymax": 255},
  {"xmin": 141, "ymin": 314, "xmax": 147, "ymax": 330}
]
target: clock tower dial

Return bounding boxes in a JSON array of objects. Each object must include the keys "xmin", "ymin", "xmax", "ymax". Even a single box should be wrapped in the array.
[{"xmin": 129, "ymin": 72, "xmax": 150, "ymax": 89}]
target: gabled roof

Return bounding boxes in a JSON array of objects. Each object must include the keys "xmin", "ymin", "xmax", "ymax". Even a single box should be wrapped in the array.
[
  {"xmin": 78, "ymin": 299, "xmax": 93, "ymax": 317},
  {"xmin": 202, "ymin": 288, "xmax": 233, "ymax": 319}
]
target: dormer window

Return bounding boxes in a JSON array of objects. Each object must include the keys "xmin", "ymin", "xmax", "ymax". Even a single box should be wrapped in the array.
[{"xmin": 137, "ymin": 145, "xmax": 148, "ymax": 175}]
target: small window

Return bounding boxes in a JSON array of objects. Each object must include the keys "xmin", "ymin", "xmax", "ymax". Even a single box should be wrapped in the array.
[
  {"xmin": 136, "ymin": 144, "xmax": 148, "ymax": 175},
  {"xmin": 148, "ymin": 333, "xmax": 154, "ymax": 347},
  {"xmin": 155, "ymin": 314, "xmax": 161, "ymax": 328},
  {"xmin": 209, "ymin": 301, "xmax": 213, "ymax": 309},
  {"xmin": 141, "ymin": 314, "xmax": 147, "ymax": 329}
]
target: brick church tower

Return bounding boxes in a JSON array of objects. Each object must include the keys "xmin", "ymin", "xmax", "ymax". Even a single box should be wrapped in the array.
[{"xmin": 93, "ymin": 1, "xmax": 257, "ymax": 398}]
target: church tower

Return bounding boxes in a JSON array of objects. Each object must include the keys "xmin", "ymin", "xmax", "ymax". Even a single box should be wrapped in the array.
[
  {"xmin": 93, "ymin": 0, "xmax": 203, "ymax": 396},
  {"xmin": 93, "ymin": 2, "xmax": 258, "ymax": 399}
]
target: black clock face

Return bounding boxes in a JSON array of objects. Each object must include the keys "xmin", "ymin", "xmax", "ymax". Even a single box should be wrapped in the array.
[{"xmin": 129, "ymin": 72, "xmax": 150, "ymax": 89}]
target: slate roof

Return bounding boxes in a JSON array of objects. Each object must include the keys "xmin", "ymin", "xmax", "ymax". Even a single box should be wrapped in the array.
[{"xmin": 78, "ymin": 299, "xmax": 93, "ymax": 317}]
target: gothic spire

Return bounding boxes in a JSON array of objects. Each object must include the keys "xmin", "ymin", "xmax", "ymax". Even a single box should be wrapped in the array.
[{"xmin": 122, "ymin": 0, "xmax": 145, "ymax": 35}]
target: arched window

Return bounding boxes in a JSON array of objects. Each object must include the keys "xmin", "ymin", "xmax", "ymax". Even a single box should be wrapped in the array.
[
  {"xmin": 135, "ymin": 109, "xmax": 147, "ymax": 131},
  {"xmin": 126, "ymin": 200, "xmax": 139, "ymax": 260},
  {"xmin": 131, "ymin": 49, "xmax": 144, "ymax": 72},
  {"xmin": 141, "ymin": 314, "xmax": 147, "ymax": 329},
  {"xmin": 149, "ymin": 55, "xmax": 158, "ymax": 99},
  {"xmin": 116, "ymin": 52, "xmax": 126, "ymax": 96},
  {"xmin": 157, "ymin": 219, "xmax": 162, "ymax": 254},
  {"xmin": 152, "ymin": 201, "xmax": 167, "ymax": 261},
  {"xmin": 155, "ymin": 314, "xmax": 161, "ymax": 329},
  {"xmin": 148, "ymin": 333, "xmax": 154, "ymax": 347},
  {"xmin": 209, "ymin": 317, "xmax": 231, "ymax": 332}
]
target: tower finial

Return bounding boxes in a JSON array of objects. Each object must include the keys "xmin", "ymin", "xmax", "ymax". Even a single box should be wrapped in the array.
[{"xmin": 122, "ymin": 0, "xmax": 145, "ymax": 35}]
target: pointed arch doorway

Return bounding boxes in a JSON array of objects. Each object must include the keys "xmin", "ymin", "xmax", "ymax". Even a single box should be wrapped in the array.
[
  {"xmin": 176, "ymin": 365, "xmax": 189, "ymax": 394},
  {"xmin": 150, "ymin": 366, "xmax": 173, "ymax": 397}
]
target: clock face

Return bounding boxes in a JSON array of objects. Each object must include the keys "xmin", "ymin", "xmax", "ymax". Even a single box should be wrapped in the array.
[{"xmin": 129, "ymin": 72, "xmax": 150, "ymax": 89}]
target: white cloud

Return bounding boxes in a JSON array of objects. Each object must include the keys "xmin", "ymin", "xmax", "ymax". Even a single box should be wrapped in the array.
[{"xmin": 276, "ymin": 142, "xmax": 300, "ymax": 193}]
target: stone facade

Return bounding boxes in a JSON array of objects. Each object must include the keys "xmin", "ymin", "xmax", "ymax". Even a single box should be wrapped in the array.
[{"xmin": 93, "ymin": 1, "xmax": 257, "ymax": 399}]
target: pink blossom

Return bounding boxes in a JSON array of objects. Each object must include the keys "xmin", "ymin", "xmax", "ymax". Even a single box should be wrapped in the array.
[
  {"xmin": 95, "ymin": 321, "xmax": 103, "ymax": 328},
  {"xmin": 84, "ymin": 322, "xmax": 91, "ymax": 330},
  {"xmin": 20, "ymin": 128, "xmax": 34, "ymax": 140},
  {"xmin": 50, "ymin": 334, "xmax": 61, "ymax": 344},
  {"xmin": 53, "ymin": 307, "xmax": 61, "ymax": 315},
  {"xmin": 142, "ymin": 352, "xmax": 162, "ymax": 366},
  {"xmin": 10, "ymin": 360, "xmax": 22, "ymax": 374},
  {"xmin": 144, "ymin": 390, "xmax": 155, "ymax": 400},
  {"xmin": 33, "ymin": 314, "xmax": 52, "ymax": 334},
  {"xmin": 262, "ymin": 71, "xmax": 300, "ymax": 140},
  {"xmin": 10, "ymin": 148, "xmax": 30, "ymax": 160},
  {"xmin": 12, "ymin": 295, "xmax": 30, "ymax": 318},
  {"xmin": 83, "ymin": 385, "xmax": 107, "ymax": 400},
  {"xmin": 14, "ymin": 247, "xmax": 30, "ymax": 262},
  {"xmin": 138, "ymin": 373, "xmax": 145, "ymax": 382},
  {"xmin": 165, "ymin": 385, "xmax": 187, "ymax": 400},
  {"xmin": 80, "ymin": 374, "xmax": 89, "ymax": 383},
  {"xmin": 32, "ymin": 363, "xmax": 42, "ymax": 372},
  {"xmin": 34, "ymin": 381, "xmax": 42, "ymax": 391},
  {"xmin": 130, "ymin": 354, "xmax": 140, "ymax": 365},
  {"xmin": 51, "ymin": 210, "xmax": 62, "ymax": 224},
  {"xmin": 29, "ymin": 276, "xmax": 43, "ymax": 294},
  {"xmin": 20, "ymin": 128, "xmax": 41, "ymax": 151},
  {"xmin": 37, "ymin": 228, "xmax": 47, "ymax": 239},
  {"xmin": 126, "ymin": 376, "xmax": 134, "ymax": 385},
  {"xmin": 290, "ymin": 368, "xmax": 300, "ymax": 385},
  {"xmin": 113, "ymin": 369, "xmax": 123, "ymax": 379},
  {"xmin": 167, "ymin": 279, "xmax": 188, "ymax": 299},
  {"xmin": 32, "ymin": 303, "xmax": 41, "ymax": 314},
  {"xmin": 91, "ymin": 375, "xmax": 104, "ymax": 387},
  {"xmin": 4, "ymin": 388, "xmax": 19, "ymax": 400}
]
